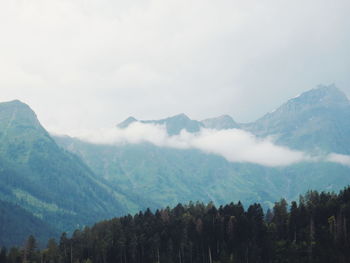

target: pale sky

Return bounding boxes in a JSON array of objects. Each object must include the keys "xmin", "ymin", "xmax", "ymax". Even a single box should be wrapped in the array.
[{"xmin": 1, "ymin": 0, "xmax": 349, "ymax": 134}]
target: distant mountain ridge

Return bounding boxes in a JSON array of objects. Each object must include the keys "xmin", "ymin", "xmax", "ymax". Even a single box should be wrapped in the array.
[
  {"xmin": 116, "ymin": 85, "xmax": 350, "ymax": 154},
  {"xmin": 201, "ymin": 115, "xmax": 239, "ymax": 130},
  {"xmin": 118, "ymin": 113, "xmax": 204, "ymax": 135},
  {"xmin": 244, "ymin": 85, "xmax": 350, "ymax": 153},
  {"xmin": 54, "ymin": 85, "xmax": 350, "ymax": 220},
  {"xmin": 117, "ymin": 113, "xmax": 241, "ymax": 135}
]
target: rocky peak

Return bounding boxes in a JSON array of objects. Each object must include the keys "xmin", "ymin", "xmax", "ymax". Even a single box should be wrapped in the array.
[
  {"xmin": 201, "ymin": 115, "xmax": 239, "ymax": 129},
  {"xmin": 117, "ymin": 116, "xmax": 138, "ymax": 128},
  {"xmin": 0, "ymin": 100, "xmax": 41, "ymax": 129}
]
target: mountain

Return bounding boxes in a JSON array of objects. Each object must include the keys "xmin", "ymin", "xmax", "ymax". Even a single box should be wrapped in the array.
[
  {"xmin": 117, "ymin": 114, "xmax": 239, "ymax": 135},
  {"xmin": 0, "ymin": 100, "xmax": 140, "ymax": 246},
  {"xmin": 142, "ymin": 113, "xmax": 203, "ymax": 135},
  {"xmin": 53, "ymin": 136, "xmax": 284, "ymax": 209},
  {"xmin": 244, "ymin": 85, "xmax": 350, "ymax": 154},
  {"xmin": 3, "ymin": 85, "xmax": 350, "ymax": 247},
  {"xmin": 117, "ymin": 116, "xmax": 137, "ymax": 128},
  {"xmin": 118, "ymin": 113, "xmax": 203, "ymax": 135},
  {"xmin": 55, "ymin": 133, "xmax": 350, "ymax": 211},
  {"xmin": 201, "ymin": 115, "xmax": 239, "ymax": 129},
  {"xmin": 54, "ymin": 85, "xmax": 350, "ymax": 213}
]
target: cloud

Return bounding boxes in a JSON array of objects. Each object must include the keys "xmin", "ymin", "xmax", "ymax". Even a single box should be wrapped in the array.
[
  {"xmin": 1, "ymin": 0, "xmax": 350, "ymax": 133},
  {"xmin": 326, "ymin": 153, "xmax": 350, "ymax": 167},
  {"xmin": 52, "ymin": 122, "xmax": 350, "ymax": 168},
  {"xmin": 56, "ymin": 123, "xmax": 311, "ymax": 167},
  {"xmin": 185, "ymin": 129, "xmax": 307, "ymax": 166}
]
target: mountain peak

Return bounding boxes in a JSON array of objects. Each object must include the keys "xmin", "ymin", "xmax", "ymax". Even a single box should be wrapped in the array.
[
  {"xmin": 201, "ymin": 115, "xmax": 239, "ymax": 129},
  {"xmin": 315, "ymin": 83, "xmax": 344, "ymax": 94},
  {"xmin": 287, "ymin": 84, "xmax": 349, "ymax": 108},
  {"xmin": 246, "ymin": 85, "xmax": 350, "ymax": 153},
  {"xmin": 136, "ymin": 113, "xmax": 201, "ymax": 135},
  {"xmin": 166, "ymin": 113, "xmax": 190, "ymax": 121},
  {"xmin": 117, "ymin": 116, "xmax": 138, "ymax": 128},
  {"xmin": 0, "ymin": 100, "xmax": 51, "ymax": 161},
  {"xmin": 0, "ymin": 100, "xmax": 40, "ymax": 128},
  {"xmin": 156, "ymin": 113, "xmax": 202, "ymax": 135},
  {"xmin": 259, "ymin": 85, "xmax": 349, "ymax": 121},
  {"xmin": 1, "ymin": 99, "xmax": 32, "ymax": 109},
  {"xmin": 7, "ymin": 99, "xmax": 24, "ymax": 104}
]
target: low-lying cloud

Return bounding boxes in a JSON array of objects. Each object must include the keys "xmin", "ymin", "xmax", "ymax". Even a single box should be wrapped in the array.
[
  {"xmin": 60, "ymin": 122, "xmax": 314, "ymax": 167},
  {"xmin": 58, "ymin": 122, "xmax": 350, "ymax": 167},
  {"xmin": 326, "ymin": 153, "xmax": 350, "ymax": 167}
]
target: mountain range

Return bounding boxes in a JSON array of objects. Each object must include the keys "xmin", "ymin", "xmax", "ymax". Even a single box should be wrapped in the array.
[
  {"xmin": 1, "ymin": 84, "xmax": 350, "ymax": 247},
  {"xmin": 55, "ymin": 85, "xmax": 350, "ymax": 207},
  {"xmin": 116, "ymin": 113, "xmax": 239, "ymax": 134}
]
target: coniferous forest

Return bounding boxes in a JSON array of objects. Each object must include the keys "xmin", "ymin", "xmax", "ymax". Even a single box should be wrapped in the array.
[{"xmin": 2, "ymin": 187, "xmax": 350, "ymax": 263}]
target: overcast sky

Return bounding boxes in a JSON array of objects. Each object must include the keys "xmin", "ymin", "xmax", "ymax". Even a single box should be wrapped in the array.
[{"xmin": 1, "ymin": 0, "xmax": 350, "ymax": 134}]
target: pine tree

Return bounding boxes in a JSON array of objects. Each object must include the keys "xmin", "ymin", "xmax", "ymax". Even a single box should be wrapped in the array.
[
  {"xmin": 23, "ymin": 235, "xmax": 38, "ymax": 263},
  {"xmin": 0, "ymin": 247, "xmax": 7, "ymax": 263}
]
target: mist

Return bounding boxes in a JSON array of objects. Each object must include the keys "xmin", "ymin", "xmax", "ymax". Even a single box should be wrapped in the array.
[
  {"xmin": 55, "ymin": 122, "xmax": 350, "ymax": 168},
  {"xmin": 326, "ymin": 153, "xmax": 350, "ymax": 167},
  {"xmin": 56, "ymin": 123, "xmax": 311, "ymax": 167},
  {"xmin": 1, "ymin": 0, "xmax": 350, "ymax": 132}
]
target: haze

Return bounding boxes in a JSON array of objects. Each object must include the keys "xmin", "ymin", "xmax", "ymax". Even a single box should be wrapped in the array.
[{"xmin": 1, "ymin": 0, "xmax": 350, "ymax": 133}]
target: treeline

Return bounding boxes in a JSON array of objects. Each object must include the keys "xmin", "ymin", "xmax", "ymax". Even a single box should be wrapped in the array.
[{"xmin": 2, "ymin": 187, "xmax": 350, "ymax": 263}]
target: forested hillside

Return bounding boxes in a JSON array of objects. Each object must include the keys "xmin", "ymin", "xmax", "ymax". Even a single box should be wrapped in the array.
[
  {"xmin": 0, "ymin": 100, "xmax": 140, "ymax": 246},
  {"xmin": 3, "ymin": 187, "xmax": 350, "ymax": 263},
  {"xmin": 55, "ymin": 86, "xmax": 350, "ymax": 213},
  {"xmin": 0, "ymin": 199, "xmax": 56, "ymax": 248}
]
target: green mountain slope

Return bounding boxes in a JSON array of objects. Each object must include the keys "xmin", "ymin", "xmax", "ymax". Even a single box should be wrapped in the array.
[
  {"xmin": 53, "ymin": 136, "xmax": 350, "ymax": 211},
  {"xmin": 53, "ymin": 137, "xmax": 280, "ymax": 208},
  {"xmin": 0, "ymin": 199, "xmax": 56, "ymax": 247},
  {"xmin": 54, "ymin": 85, "xmax": 350, "ymax": 212},
  {"xmin": 0, "ymin": 100, "xmax": 140, "ymax": 245}
]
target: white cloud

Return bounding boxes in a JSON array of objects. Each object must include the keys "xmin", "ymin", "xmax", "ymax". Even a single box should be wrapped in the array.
[
  {"xmin": 326, "ymin": 153, "xmax": 350, "ymax": 167},
  {"xmin": 1, "ymin": 0, "xmax": 350, "ymax": 133},
  {"xmin": 52, "ymin": 122, "xmax": 350, "ymax": 167},
  {"xmin": 56, "ymin": 123, "xmax": 310, "ymax": 167},
  {"xmin": 186, "ymin": 129, "xmax": 307, "ymax": 167}
]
